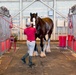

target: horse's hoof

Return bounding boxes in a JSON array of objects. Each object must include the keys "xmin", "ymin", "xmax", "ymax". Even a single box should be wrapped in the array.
[
  {"xmin": 40, "ymin": 52, "xmax": 46, "ymax": 57},
  {"xmin": 40, "ymin": 55, "xmax": 46, "ymax": 58},
  {"xmin": 33, "ymin": 51, "xmax": 38, "ymax": 56},
  {"xmin": 46, "ymin": 48, "xmax": 51, "ymax": 52}
]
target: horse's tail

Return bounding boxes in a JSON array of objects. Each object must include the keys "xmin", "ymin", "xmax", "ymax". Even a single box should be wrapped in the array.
[
  {"xmin": 51, "ymin": 21, "xmax": 54, "ymax": 34},
  {"xmin": 48, "ymin": 19, "xmax": 54, "ymax": 34}
]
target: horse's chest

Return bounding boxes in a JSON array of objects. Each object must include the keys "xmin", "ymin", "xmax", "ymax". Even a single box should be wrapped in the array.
[
  {"xmin": 36, "ymin": 29, "xmax": 41, "ymax": 35},
  {"xmin": 36, "ymin": 27, "xmax": 42, "ymax": 37}
]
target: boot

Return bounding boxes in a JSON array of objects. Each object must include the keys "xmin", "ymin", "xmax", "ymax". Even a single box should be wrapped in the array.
[
  {"xmin": 21, "ymin": 53, "xmax": 29, "ymax": 63},
  {"xmin": 29, "ymin": 56, "xmax": 35, "ymax": 68}
]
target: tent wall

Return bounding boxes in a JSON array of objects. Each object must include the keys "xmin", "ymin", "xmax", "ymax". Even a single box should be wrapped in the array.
[{"xmin": 0, "ymin": 0, "xmax": 76, "ymax": 40}]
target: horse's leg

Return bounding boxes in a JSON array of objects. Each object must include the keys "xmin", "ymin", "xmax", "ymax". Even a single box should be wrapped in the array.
[
  {"xmin": 43, "ymin": 36, "xmax": 47, "ymax": 52},
  {"xmin": 46, "ymin": 38, "xmax": 51, "ymax": 52},
  {"xmin": 46, "ymin": 23, "xmax": 53, "ymax": 52},
  {"xmin": 46, "ymin": 34, "xmax": 51, "ymax": 52},
  {"xmin": 40, "ymin": 38, "xmax": 46, "ymax": 57},
  {"xmin": 33, "ymin": 43, "xmax": 38, "ymax": 56}
]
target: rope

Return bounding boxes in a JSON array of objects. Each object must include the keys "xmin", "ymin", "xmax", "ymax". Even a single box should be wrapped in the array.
[{"xmin": 0, "ymin": 16, "xmax": 24, "ymax": 30}]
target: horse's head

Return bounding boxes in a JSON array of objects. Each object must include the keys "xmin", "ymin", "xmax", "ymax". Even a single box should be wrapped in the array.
[
  {"xmin": 30, "ymin": 13, "xmax": 45, "ymax": 37},
  {"xmin": 0, "ymin": 6, "xmax": 11, "ymax": 17},
  {"xmin": 30, "ymin": 13, "xmax": 39, "ymax": 26}
]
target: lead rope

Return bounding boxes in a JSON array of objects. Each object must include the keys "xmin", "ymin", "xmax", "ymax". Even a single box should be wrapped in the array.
[{"xmin": 0, "ymin": 16, "xmax": 24, "ymax": 30}]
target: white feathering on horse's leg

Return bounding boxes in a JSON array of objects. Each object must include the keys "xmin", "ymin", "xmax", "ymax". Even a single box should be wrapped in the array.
[
  {"xmin": 40, "ymin": 51, "xmax": 46, "ymax": 57},
  {"xmin": 46, "ymin": 45, "xmax": 51, "ymax": 52},
  {"xmin": 46, "ymin": 39, "xmax": 51, "ymax": 52},
  {"xmin": 33, "ymin": 51, "xmax": 39, "ymax": 56},
  {"xmin": 39, "ymin": 40, "xmax": 46, "ymax": 57}
]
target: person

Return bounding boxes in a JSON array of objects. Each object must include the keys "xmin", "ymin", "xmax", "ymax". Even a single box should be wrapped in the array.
[
  {"xmin": 21, "ymin": 22, "xmax": 36, "ymax": 68},
  {"xmin": 9, "ymin": 35, "xmax": 17, "ymax": 52}
]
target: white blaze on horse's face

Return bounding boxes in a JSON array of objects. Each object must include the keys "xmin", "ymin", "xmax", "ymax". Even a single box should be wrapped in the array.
[{"xmin": 32, "ymin": 18, "xmax": 36, "ymax": 27}]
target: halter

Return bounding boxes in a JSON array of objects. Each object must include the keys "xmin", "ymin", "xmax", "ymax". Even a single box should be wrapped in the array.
[{"xmin": 31, "ymin": 16, "xmax": 39, "ymax": 28}]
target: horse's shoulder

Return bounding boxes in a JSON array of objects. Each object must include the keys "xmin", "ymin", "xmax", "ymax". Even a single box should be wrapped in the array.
[
  {"xmin": 42, "ymin": 17, "xmax": 51, "ymax": 20},
  {"xmin": 42, "ymin": 17, "xmax": 52, "ymax": 23}
]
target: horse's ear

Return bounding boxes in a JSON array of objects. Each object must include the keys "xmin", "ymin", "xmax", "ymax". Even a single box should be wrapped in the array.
[
  {"xmin": 30, "ymin": 13, "xmax": 32, "ymax": 16},
  {"xmin": 36, "ymin": 13, "xmax": 38, "ymax": 16}
]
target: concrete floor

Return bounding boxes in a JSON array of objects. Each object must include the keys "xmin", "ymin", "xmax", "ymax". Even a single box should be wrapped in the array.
[{"xmin": 0, "ymin": 42, "xmax": 76, "ymax": 75}]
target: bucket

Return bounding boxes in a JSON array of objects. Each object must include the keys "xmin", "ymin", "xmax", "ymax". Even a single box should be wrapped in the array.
[
  {"xmin": 6, "ymin": 39, "xmax": 10, "ymax": 50},
  {"xmin": 73, "ymin": 41, "xmax": 76, "ymax": 52},
  {"xmin": 59, "ymin": 36, "xmax": 66, "ymax": 47},
  {"xmin": 67, "ymin": 35, "xmax": 74, "ymax": 48},
  {"xmin": 1, "ymin": 41, "xmax": 6, "ymax": 52},
  {"xmin": 68, "ymin": 35, "xmax": 74, "ymax": 41}
]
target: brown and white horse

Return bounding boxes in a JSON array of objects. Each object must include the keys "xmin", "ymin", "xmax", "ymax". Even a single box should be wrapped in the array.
[{"xmin": 30, "ymin": 13, "xmax": 54, "ymax": 57}]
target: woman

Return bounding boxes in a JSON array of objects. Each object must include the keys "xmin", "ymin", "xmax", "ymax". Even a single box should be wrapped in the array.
[{"xmin": 21, "ymin": 22, "xmax": 36, "ymax": 68}]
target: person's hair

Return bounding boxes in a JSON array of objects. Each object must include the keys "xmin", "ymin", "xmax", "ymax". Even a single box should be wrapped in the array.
[
  {"xmin": 26, "ymin": 24, "xmax": 31, "ymax": 27},
  {"xmin": 26, "ymin": 22, "xmax": 31, "ymax": 27}
]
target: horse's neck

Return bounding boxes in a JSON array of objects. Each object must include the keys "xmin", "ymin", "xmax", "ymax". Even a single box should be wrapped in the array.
[
  {"xmin": 37, "ymin": 17, "xmax": 45, "ymax": 25},
  {"xmin": 38, "ymin": 17, "xmax": 43, "ymax": 21}
]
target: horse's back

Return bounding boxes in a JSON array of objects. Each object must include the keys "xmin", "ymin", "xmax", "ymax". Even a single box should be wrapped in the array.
[{"xmin": 42, "ymin": 17, "xmax": 53, "ymax": 25}]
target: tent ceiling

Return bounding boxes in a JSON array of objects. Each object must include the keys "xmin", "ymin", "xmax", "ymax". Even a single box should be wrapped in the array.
[{"xmin": 0, "ymin": 0, "xmax": 76, "ymax": 2}]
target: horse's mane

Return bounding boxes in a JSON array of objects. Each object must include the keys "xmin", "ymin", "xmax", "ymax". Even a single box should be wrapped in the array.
[
  {"xmin": 36, "ymin": 16, "xmax": 47, "ymax": 35},
  {"xmin": 37, "ymin": 16, "xmax": 45, "ymax": 26}
]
